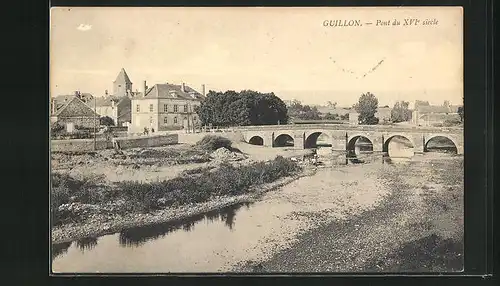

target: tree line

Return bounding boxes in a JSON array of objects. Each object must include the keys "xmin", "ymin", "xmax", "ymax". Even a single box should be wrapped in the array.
[
  {"xmin": 195, "ymin": 90, "xmax": 288, "ymax": 127},
  {"xmin": 195, "ymin": 89, "xmax": 463, "ymax": 126}
]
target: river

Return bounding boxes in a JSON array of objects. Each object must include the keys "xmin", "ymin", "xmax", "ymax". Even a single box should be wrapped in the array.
[{"xmin": 51, "ymin": 139, "xmax": 463, "ymax": 273}]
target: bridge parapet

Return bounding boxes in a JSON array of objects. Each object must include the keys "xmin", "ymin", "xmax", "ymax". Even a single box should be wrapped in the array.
[{"xmin": 234, "ymin": 124, "xmax": 463, "ymax": 134}]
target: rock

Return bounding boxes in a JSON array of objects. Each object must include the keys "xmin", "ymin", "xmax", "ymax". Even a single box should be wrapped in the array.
[{"xmin": 210, "ymin": 147, "xmax": 247, "ymax": 161}]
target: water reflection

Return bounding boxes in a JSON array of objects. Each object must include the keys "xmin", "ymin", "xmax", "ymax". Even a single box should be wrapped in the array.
[
  {"xmin": 76, "ymin": 237, "xmax": 99, "ymax": 253},
  {"xmin": 425, "ymin": 136, "xmax": 458, "ymax": 154},
  {"xmin": 52, "ymin": 241, "xmax": 72, "ymax": 259},
  {"xmin": 118, "ymin": 202, "xmax": 251, "ymax": 247},
  {"xmin": 347, "ymin": 142, "xmax": 375, "ymax": 164}
]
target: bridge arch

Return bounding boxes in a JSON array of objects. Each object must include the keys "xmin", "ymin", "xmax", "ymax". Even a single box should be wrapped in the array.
[
  {"xmin": 304, "ymin": 131, "xmax": 331, "ymax": 148},
  {"xmin": 424, "ymin": 134, "xmax": 458, "ymax": 153},
  {"xmin": 382, "ymin": 134, "xmax": 415, "ymax": 153},
  {"xmin": 248, "ymin": 135, "xmax": 264, "ymax": 146},
  {"xmin": 274, "ymin": 133, "xmax": 294, "ymax": 147},
  {"xmin": 346, "ymin": 134, "xmax": 374, "ymax": 156}
]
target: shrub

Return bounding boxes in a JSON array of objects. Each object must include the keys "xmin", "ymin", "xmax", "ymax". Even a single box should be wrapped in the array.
[
  {"xmin": 51, "ymin": 122, "xmax": 65, "ymax": 133},
  {"xmin": 51, "ymin": 173, "xmax": 108, "ymax": 206},
  {"xmin": 114, "ymin": 156, "xmax": 301, "ymax": 212},
  {"xmin": 443, "ymin": 118, "xmax": 461, "ymax": 127},
  {"xmin": 195, "ymin": 135, "xmax": 233, "ymax": 151},
  {"xmin": 323, "ymin": 112, "xmax": 339, "ymax": 120}
]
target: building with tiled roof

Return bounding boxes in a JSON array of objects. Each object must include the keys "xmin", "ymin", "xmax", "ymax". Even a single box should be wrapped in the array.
[
  {"xmin": 411, "ymin": 100, "xmax": 460, "ymax": 126},
  {"xmin": 50, "ymin": 95, "xmax": 99, "ymax": 129},
  {"xmin": 130, "ymin": 80, "xmax": 206, "ymax": 133},
  {"xmin": 52, "ymin": 92, "xmax": 94, "ymax": 113},
  {"xmin": 90, "ymin": 68, "xmax": 140, "ymax": 127}
]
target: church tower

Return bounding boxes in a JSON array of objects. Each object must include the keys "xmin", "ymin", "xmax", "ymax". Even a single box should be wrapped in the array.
[{"xmin": 113, "ymin": 68, "xmax": 133, "ymax": 97}]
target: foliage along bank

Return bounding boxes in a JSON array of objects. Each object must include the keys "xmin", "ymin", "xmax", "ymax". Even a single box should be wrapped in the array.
[{"xmin": 195, "ymin": 90, "xmax": 288, "ymax": 127}]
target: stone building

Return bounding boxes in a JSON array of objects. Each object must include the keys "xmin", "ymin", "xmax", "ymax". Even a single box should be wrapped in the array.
[
  {"xmin": 129, "ymin": 81, "xmax": 206, "ymax": 133},
  {"xmin": 88, "ymin": 68, "xmax": 138, "ymax": 127},
  {"xmin": 410, "ymin": 101, "xmax": 460, "ymax": 126},
  {"xmin": 50, "ymin": 94, "xmax": 100, "ymax": 129}
]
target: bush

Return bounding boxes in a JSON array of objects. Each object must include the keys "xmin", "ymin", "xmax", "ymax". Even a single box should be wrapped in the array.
[
  {"xmin": 114, "ymin": 156, "xmax": 301, "ymax": 212},
  {"xmin": 323, "ymin": 112, "xmax": 339, "ymax": 120},
  {"xmin": 195, "ymin": 135, "xmax": 233, "ymax": 151},
  {"xmin": 51, "ymin": 172, "xmax": 110, "ymax": 225},
  {"xmin": 51, "ymin": 122, "xmax": 65, "ymax": 133},
  {"xmin": 51, "ymin": 173, "xmax": 108, "ymax": 204},
  {"xmin": 443, "ymin": 118, "xmax": 461, "ymax": 127},
  {"xmin": 100, "ymin": 116, "xmax": 115, "ymax": 126},
  {"xmin": 365, "ymin": 117, "xmax": 379, "ymax": 125}
]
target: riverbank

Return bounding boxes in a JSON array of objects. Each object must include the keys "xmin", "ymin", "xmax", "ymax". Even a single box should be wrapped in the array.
[
  {"xmin": 233, "ymin": 155, "xmax": 463, "ymax": 272},
  {"xmin": 51, "ymin": 136, "xmax": 315, "ymax": 244},
  {"xmin": 52, "ymin": 167, "xmax": 316, "ymax": 244}
]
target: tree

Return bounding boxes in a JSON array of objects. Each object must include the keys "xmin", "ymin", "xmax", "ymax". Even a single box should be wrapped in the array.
[
  {"xmin": 457, "ymin": 106, "xmax": 464, "ymax": 122},
  {"xmin": 390, "ymin": 101, "xmax": 411, "ymax": 123},
  {"xmin": 323, "ymin": 112, "xmax": 339, "ymax": 120},
  {"xmin": 100, "ymin": 116, "xmax": 115, "ymax": 126},
  {"xmin": 326, "ymin": 101, "xmax": 337, "ymax": 109},
  {"xmin": 287, "ymin": 100, "xmax": 321, "ymax": 120},
  {"xmin": 354, "ymin": 92, "xmax": 379, "ymax": 125},
  {"xmin": 457, "ymin": 95, "xmax": 464, "ymax": 122},
  {"xmin": 415, "ymin": 100, "xmax": 430, "ymax": 108},
  {"xmin": 196, "ymin": 90, "xmax": 288, "ymax": 126}
]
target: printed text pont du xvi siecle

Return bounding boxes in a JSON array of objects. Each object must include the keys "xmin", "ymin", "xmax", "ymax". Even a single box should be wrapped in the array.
[{"xmin": 323, "ymin": 18, "xmax": 439, "ymax": 27}]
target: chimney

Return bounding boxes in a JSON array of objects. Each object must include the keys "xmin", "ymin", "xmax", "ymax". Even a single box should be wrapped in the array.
[
  {"xmin": 74, "ymin": 91, "xmax": 79, "ymax": 98},
  {"xmin": 181, "ymin": 82, "xmax": 186, "ymax": 93},
  {"xmin": 105, "ymin": 90, "xmax": 108, "ymax": 96},
  {"xmin": 143, "ymin": 80, "xmax": 147, "ymax": 97},
  {"xmin": 201, "ymin": 84, "xmax": 205, "ymax": 96}
]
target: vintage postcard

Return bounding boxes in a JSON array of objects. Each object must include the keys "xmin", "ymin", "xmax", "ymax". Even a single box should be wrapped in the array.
[{"xmin": 50, "ymin": 7, "xmax": 464, "ymax": 273}]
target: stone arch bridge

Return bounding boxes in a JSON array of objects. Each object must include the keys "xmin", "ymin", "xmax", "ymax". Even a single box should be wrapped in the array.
[{"xmin": 235, "ymin": 124, "xmax": 463, "ymax": 155}]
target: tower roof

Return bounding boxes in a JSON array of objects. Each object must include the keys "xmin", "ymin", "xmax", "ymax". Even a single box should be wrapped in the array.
[{"xmin": 113, "ymin": 68, "xmax": 132, "ymax": 84}]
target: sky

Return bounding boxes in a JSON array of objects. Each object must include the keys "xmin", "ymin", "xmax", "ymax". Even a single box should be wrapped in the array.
[{"xmin": 50, "ymin": 7, "xmax": 463, "ymax": 107}]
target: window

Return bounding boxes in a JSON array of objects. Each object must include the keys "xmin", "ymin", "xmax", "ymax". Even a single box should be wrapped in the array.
[
  {"xmin": 174, "ymin": 117, "xmax": 178, "ymax": 124},
  {"xmin": 136, "ymin": 105, "xmax": 140, "ymax": 112},
  {"xmin": 173, "ymin": 105, "xmax": 178, "ymax": 112},
  {"xmin": 163, "ymin": 117, "xmax": 168, "ymax": 124},
  {"xmin": 149, "ymin": 104, "xmax": 154, "ymax": 112},
  {"xmin": 184, "ymin": 104, "xmax": 188, "ymax": 112},
  {"xmin": 163, "ymin": 104, "xmax": 168, "ymax": 113}
]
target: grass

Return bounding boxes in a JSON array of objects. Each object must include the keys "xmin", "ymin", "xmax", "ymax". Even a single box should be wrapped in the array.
[
  {"xmin": 121, "ymin": 148, "xmax": 212, "ymax": 165},
  {"xmin": 51, "ymin": 156, "xmax": 301, "ymax": 225},
  {"xmin": 114, "ymin": 156, "xmax": 301, "ymax": 211},
  {"xmin": 51, "ymin": 173, "xmax": 117, "ymax": 225}
]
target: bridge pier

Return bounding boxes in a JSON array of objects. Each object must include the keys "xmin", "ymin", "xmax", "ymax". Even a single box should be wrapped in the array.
[
  {"xmin": 263, "ymin": 133, "xmax": 274, "ymax": 147},
  {"xmin": 372, "ymin": 134, "xmax": 384, "ymax": 152},
  {"xmin": 412, "ymin": 134, "xmax": 425, "ymax": 154},
  {"xmin": 330, "ymin": 131, "xmax": 347, "ymax": 151},
  {"xmin": 292, "ymin": 131, "xmax": 305, "ymax": 149},
  {"xmin": 331, "ymin": 150, "xmax": 348, "ymax": 165}
]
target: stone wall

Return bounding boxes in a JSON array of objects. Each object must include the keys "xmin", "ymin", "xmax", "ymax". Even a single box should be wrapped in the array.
[
  {"xmin": 56, "ymin": 117, "xmax": 100, "ymax": 129},
  {"xmin": 112, "ymin": 134, "xmax": 178, "ymax": 149},
  {"xmin": 51, "ymin": 139, "xmax": 112, "ymax": 152}
]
